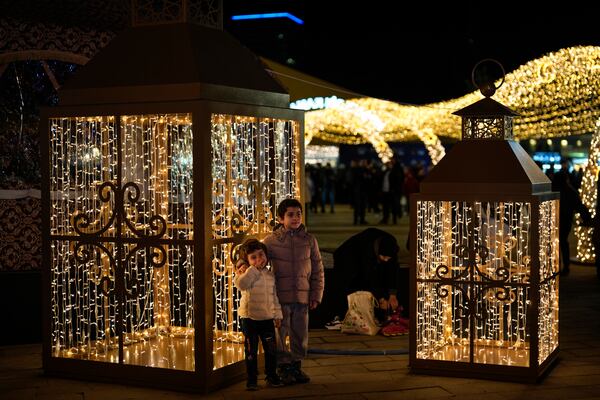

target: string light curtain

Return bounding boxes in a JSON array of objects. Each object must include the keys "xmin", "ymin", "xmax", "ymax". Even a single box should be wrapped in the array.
[
  {"xmin": 410, "ymin": 76, "xmax": 560, "ymax": 382},
  {"xmin": 210, "ymin": 114, "xmax": 301, "ymax": 369},
  {"xmin": 49, "ymin": 114, "xmax": 194, "ymax": 369}
]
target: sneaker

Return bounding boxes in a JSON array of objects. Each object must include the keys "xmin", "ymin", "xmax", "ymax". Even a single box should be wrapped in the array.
[
  {"xmin": 246, "ymin": 382, "xmax": 259, "ymax": 391},
  {"xmin": 265, "ymin": 375, "xmax": 284, "ymax": 388},
  {"xmin": 291, "ymin": 361, "xmax": 310, "ymax": 384},
  {"xmin": 325, "ymin": 316, "xmax": 342, "ymax": 330}
]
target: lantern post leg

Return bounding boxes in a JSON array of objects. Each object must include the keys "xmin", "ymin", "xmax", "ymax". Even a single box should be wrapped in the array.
[{"xmin": 152, "ymin": 119, "xmax": 171, "ymax": 331}]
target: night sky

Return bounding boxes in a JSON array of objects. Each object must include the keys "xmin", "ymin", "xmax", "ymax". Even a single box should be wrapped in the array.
[{"xmin": 227, "ymin": 1, "xmax": 600, "ymax": 104}]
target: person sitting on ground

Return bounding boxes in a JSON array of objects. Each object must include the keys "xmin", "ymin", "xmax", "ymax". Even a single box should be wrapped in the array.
[{"xmin": 326, "ymin": 228, "xmax": 407, "ymax": 330}]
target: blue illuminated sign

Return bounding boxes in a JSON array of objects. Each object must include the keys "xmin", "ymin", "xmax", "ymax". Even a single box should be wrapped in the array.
[{"xmin": 231, "ymin": 12, "xmax": 304, "ymax": 25}]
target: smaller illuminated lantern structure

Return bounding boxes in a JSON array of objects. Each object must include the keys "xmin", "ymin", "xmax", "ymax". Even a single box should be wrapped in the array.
[{"xmin": 410, "ymin": 66, "xmax": 560, "ymax": 382}]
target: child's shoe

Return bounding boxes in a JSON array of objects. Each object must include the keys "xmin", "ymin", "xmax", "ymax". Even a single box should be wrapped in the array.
[
  {"xmin": 246, "ymin": 381, "xmax": 259, "ymax": 391},
  {"xmin": 291, "ymin": 361, "xmax": 310, "ymax": 384},
  {"xmin": 265, "ymin": 375, "xmax": 284, "ymax": 388}
]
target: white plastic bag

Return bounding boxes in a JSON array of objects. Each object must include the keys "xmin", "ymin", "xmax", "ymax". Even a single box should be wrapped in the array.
[{"xmin": 341, "ymin": 291, "xmax": 380, "ymax": 336}]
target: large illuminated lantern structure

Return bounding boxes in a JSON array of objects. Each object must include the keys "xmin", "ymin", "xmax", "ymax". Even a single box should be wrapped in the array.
[
  {"xmin": 410, "ymin": 70, "xmax": 560, "ymax": 382},
  {"xmin": 41, "ymin": 23, "xmax": 303, "ymax": 391}
]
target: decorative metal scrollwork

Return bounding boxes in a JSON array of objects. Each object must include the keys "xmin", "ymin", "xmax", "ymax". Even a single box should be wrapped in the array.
[
  {"xmin": 122, "ymin": 182, "xmax": 167, "ymax": 238},
  {"xmin": 73, "ymin": 180, "xmax": 167, "ymax": 299},
  {"xmin": 73, "ymin": 182, "xmax": 118, "ymax": 237}
]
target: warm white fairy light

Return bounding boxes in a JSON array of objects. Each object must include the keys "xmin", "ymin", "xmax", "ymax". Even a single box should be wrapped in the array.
[
  {"xmin": 415, "ymin": 199, "xmax": 559, "ymax": 367},
  {"xmin": 306, "ymin": 46, "xmax": 600, "ymax": 163},
  {"xmin": 538, "ymin": 200, "xmax": 560, "ymax": 364},
  {"xmin": 575, "ymin": 119, "xmax": 600, "ymax": 262},
  {"xmin": 50, "ymin": 114, "xmax": 195, "ymax": 371},
  {"xmin": 210, "ymin": 114, "xmax": 301, "ymax": 369}
]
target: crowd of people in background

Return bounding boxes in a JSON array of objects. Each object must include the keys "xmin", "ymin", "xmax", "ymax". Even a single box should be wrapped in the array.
[{"xmin": 304, "ymin": 157, "xmax": 429, "ymax": 225}]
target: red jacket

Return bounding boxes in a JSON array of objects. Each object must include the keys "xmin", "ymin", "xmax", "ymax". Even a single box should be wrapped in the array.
[{"xmin": 263, "ymin": 224, "xmax": 324, "ymax": 304}]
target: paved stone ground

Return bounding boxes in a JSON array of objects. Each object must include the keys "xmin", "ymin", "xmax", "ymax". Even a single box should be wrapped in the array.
[{"xmin": 2, "ymin": 205, "xmax": 600, "ymax": 399}]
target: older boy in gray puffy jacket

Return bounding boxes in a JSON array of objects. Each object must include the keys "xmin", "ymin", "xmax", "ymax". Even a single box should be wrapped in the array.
[{"xmin": 263, "ymin": 198, "xmax": 324, "ymax": 384}]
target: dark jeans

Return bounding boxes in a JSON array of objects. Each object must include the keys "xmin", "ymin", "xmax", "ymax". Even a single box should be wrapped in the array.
[{"xmin": 241, "ymin": 318, "xmax": 277, "ymax": 384}]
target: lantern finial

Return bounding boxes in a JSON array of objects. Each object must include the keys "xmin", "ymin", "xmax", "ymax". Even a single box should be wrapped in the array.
[
  {"xmin": 454, "ymin": 59, "xmax": 518, "ymax": 140},
  {"xmin": 471, "ymin": 58, "xmax": 505, "ymax": 98}
]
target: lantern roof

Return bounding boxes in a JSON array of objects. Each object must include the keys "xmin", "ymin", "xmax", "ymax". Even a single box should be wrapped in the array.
[
  {"xmin": 453, "ymin": 97, "xmax": 520, "ymax": 117},
  {"xmin": 58, "ymin": 23, "xmax": 289, "ymax": 107},
  {"xmin": 420, "ymin": 139, "xmax": 551, "ymax": 195}
]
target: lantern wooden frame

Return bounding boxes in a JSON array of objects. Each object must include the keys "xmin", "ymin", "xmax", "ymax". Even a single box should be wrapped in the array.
[
  {"xmin": 409, "ymin": 95, "xmax": 560, "ymax": 382},
  {"xmin": 40, "ymin": 23, "xmax": 304, "ymax": 392}
]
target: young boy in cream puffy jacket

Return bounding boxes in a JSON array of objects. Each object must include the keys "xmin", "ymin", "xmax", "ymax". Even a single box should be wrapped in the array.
[{"xmin": 234, "ymin": 238, "xmax": 283, "ymax": 391}]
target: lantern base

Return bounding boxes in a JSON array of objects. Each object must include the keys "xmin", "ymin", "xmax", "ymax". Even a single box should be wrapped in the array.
[
  {"xmin": 418, "ymin": 344, "xmax": 529, "ymax": 367},
  {"xmin": 411, "ymin": 347, "xmax": 559, "ymax": 383},
  {"xmin": 50, "ymin": 328, "xmax": 247, "ymax": 371}
]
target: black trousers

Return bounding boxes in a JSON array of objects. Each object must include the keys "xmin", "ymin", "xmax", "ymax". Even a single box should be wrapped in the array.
[{"xmin": 241, "ymin": 318, "xmax": 277, "ymax": 383}]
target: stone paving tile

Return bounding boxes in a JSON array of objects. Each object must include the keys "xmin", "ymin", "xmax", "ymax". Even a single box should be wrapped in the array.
[
  {"xmin": 333, "ymin": 364, "xmax": 375, "ymax": 375},
  {"xmin": 500, "ymin": 386, "xmax": 600, "ymax": 400},
  {"xmin": 363, "ymin": 360, "xmax": 408, "ymax": 372},
  {"xmin": 560, "ymin": 340, "xmax": 594, "ymax": 350},
  {"xmin": 543, "ymin": 373, "xmax": 600, "ymax": 387},
  {"xmin": 547, "ymin": 363, "xmax": 600, "ymax": 376},
  {"xmin": 330, "ymin": 370, "xmax": 394, "ymax": 382},
  {"xmin": 361, "ymin": 386, "xmax": 453, "ymax": 399},
  {"xmin": 443, "ymin": 393, "xmax": 512, "ymax": 400},
  {"xmin": 301, "ymin": 358, "xmax": 321, "ymax": 367},
  {"xmin": 321, "ymin": 335, "xmax": 387, "ymax": 344},
  {"xmin": 566, "ymin": 347, "xmax": 600, "ymax": 357},
  {"xmin": 2, "ymin": 388, "xmax": 36, "ymax": 400},
  {"xmin": 288, "ymin": 394, "xmax": 365, "ymax": 400},
  {"xmin": 302, "ymin": 365, "xmax": 348, "ymax": 376},
  {"xmin": 309, "ymin": 341, "xmax": 370, "ymax": 350},
  {"xmin": 362, "ymin": 338, "xmax": 409, "ymax": 349},
  {"xmin": 387, "ymin": 354, "xmax": 410, "ymax": 361},
  {"xmin": 309, "ymin": 329, "xmax": 346, "ymax": 338},
  {"xmin": 440, "ymin": 380, "xmax": 531, "ymax": 396},
  {"xmin": 313, "ymin": 355, "xmax": 392, "ymax": 366}
]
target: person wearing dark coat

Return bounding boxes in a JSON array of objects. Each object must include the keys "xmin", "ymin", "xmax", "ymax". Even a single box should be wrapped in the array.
[
  {"xmin": 328, "ymin": 228, "xmax": 407, "ymax": 324},
  {"xmin": 589, "ymin": 177, "xmax": 600, "ymax": 280},
  {"xmin": 552, "ymin": 161, "xmax": 590, "ymax": 275}
]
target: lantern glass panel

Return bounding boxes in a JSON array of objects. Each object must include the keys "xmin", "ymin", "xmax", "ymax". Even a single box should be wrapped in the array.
[
  {"xmin": 210, "ymin": 114, "xmax": 301, "ymax": 370},
  {"xmin": 538, "ymin": 200, "xmax": 560, "ymax": 365},
  {"xmin": 49, "ymin": 114, "xmax": 195, "ymax": 371},
  {"xmin": 416, "ymin": 200, "xmax": 532, "ymax": 366}
]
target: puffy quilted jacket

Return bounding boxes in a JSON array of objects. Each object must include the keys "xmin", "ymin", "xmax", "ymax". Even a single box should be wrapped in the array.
[
  {"xmin": 263, "ymin": 224, "xmax": 324, "ymax": 304},
  {"xmin": 234, "ymin": 266, "xmax": 282, "ymax": 321}
]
